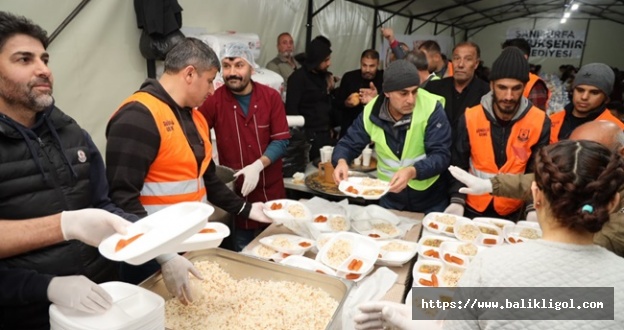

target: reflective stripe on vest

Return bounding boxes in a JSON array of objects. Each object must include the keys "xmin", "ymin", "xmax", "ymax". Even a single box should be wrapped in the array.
[
  {"xmin": 113, "ymin": 92, "xmax": 212, "ymax": 215},
  {"xmin": 549, "ymin": 108, "xmax": 624, "ymax": 143},
  {"xmin": 465, "ymin": 104, "xmax": 546, "ymax": 215},
  {"xmin": 363, "ymin": 89, "xmax": 445, "ymax": 191},
  {"xmin": 523, "ymin": 73, "xmax": 551, "ymax": 110}
]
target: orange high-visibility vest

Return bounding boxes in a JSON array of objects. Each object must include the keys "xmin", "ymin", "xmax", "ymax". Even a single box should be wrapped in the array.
[
  {"xmin": 549, "ymin": 109, "xmax": 624, "ymax": 143},
  {"xmin": 523, "ymin": 73, "xmax": 551, "ymax": 111},
  {"xmin": 445, "ymin": 61, "xmax": 454, "ymax": 78},
  {"xmin": 113, "ymin": 92, "xmax": 212, "ymax": 215},
  {"xmin": 465, "ymin": 104, "xmax": 546, "ymax": 216}
]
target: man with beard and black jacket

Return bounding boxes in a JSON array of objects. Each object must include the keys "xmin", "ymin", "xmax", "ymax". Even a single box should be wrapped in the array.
[
  {"xmin": 336, "ymin": 49, "xmax": 384, "ymax": 138},
  {"xmin": 0, "ymin": 11, "xmax": 138, "ymax": 329},
  {"xmin": 106, "ymin": 38, "xmax": 271, "ymax": 302},
  {"xmin": 445, "ymin": 47, "xmax": 550, "ymax": 220},
  {"xmin": 286, "ymin": 38, "xmax": 335, "ymax": 162}
]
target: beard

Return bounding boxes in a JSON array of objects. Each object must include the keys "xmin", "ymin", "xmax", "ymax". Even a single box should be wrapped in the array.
[
  {"xmin": 224, "ymin": 75, "xmax": 250, "ymax": 93},
  {"xmin": 492, "ymin": 93, "xmax": 520, "ymax": 115},
  {"xmin": 0, "ymin": 74, "xmax": 53, "ymax": 112},
  {"xmin": 361, "ymin": 71, "xmax": 375, "ymax": 80}
]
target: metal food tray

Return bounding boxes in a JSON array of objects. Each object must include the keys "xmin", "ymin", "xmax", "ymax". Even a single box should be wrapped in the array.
[{"xmin": 139, "ymin": 248, "xmax": 352, "ymax": 330}]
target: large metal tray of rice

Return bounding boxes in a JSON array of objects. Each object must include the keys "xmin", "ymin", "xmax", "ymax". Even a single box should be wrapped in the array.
[{"xmin": 139, "ymin": 248, "xmax": 352, "ymax": 329}]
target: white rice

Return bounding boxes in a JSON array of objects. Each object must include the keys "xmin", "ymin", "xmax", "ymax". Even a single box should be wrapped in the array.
[
  {"xmin": 165, "ymin": 261, "xmax": 338, "ymax": 330},
  {"xmin": 325, "ymin": 239, "xmax": 352, "ymax": 268},
  {"xmin": 371, "ymin": 222, "xmax": 399, "ymax": 236},
  {"xmin": 329, "ymin": 216, "xmax": 348, "ymax": 231},
  {"xmin": 287, "ymin": 204, "xmax": 306, "ymax": 218},
  {"xmin": 360, "ymin": 178, "xmax": 387, "ymax": 187},
  {"xmin": 381, "ymin": 241, "xmax": 410, "ymax": 252}
]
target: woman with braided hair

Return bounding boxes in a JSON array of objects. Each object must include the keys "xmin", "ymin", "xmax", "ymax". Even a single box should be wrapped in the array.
[{"xmin": 354, "ymin": 140, "xmax": 624, "ymax": 330}]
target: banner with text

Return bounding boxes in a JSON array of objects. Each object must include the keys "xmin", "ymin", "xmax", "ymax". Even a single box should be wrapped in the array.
[{"xmin": 506, "ymin": 27, "xmax": 585, "ymax": 59}]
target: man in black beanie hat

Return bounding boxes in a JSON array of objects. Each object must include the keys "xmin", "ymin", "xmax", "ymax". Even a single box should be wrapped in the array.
[
  {"xmin": 286, "ymin": 38, "xmax": 335, "ymax": 162},
  {"xmin": 445, "ymin": 47, "xmax": 550, "ymax": 220},
  {"xmin": 332, "ymin": 60, "xmax": 452, "ymax": 213}
]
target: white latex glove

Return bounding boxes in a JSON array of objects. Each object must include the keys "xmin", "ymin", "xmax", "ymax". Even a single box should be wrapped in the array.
[
  {"xmin": 234, "ymin": 159, "xmax": 264, "ymax": 197},
  {"xmin": 248, "ymin": 202, "xmax": 273, "ymax": 223},
  {"xmin": 444, "ymin": 203, "xmax": 465, "ymax": 216},
  {"xmin": 354, "ymin": 301, "xmax": 415, "ymax": 330},
  {"xmin": 448, "ymin": 165, "xmax": 493, "ymax": 195},
  {"xmin": 526, "ymin": 210, "xmax": 538, "ymax": 222},
  {"xmin": 60, "ymin": 209, "xmax": 131, "ymax": 247},
  {"xmin": 156, "ymin": 254, "xmax": 203, "ymax": 305},
  {"xmin": 47, "ymin": 275, "xmax": 112, "ymax": 314}
]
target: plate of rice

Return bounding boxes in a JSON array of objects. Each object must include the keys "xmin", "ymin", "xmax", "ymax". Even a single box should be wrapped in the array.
[
  {"xmin": 263, "ymin": 199, "xmax": 312, "ymax": 223},
  {"xmin": 310, "ymin": 214, "xmax": 351, "ymax": 232},
  {"xmin": 351, "ymin": 218, "xmax": 403, "ymax": 240},
  {"xmin": 244, "ymin": 244, "xmax": 304, "ymax": 262},
  {"xmin": 316, "ymin": 232, "xmax": 379, "ymax": 272},
  {"xmin": 338, "ymin": 177, "xmax": 390, "ymax": 200},
  {"xmin": 417, "ymin": 234, "xmax": 457, "ymax": 260},
  {"xmin": 375, "ymin": 239, "xmax": 418, "ymax": 267},
  {"xmin": 259, "ymin": 234, "xmax": 315, "ymax": 255},
  {"xmin": 422, "ymin": 212, "xmax": 470, "ymax": 237},
  {"xmin": 503, "ymin": 223, "xmax": 543, "ymax": 244}
]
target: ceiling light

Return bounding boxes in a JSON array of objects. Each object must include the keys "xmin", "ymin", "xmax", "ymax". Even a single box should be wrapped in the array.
[
  {"xmin": 564, "ymin": 12, "xmax": 571, "ymax": 18},
  {"xmin": 571, "ymin": 3, "xmax": 579, "ymax": 11},
  {"xmin": 560, "ymin": 18, "xmax": 567, "ymax": 23}
]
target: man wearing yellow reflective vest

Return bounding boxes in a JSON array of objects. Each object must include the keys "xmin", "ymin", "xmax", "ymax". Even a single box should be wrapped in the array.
[
  {"xmin": 445, "ymin": 47, "xmax": 550, "ymax": 220},
  {"xmin": 106, "ymin": 38, "xmax": 270, "ymax": 303},
  {"xmin": 332, "ymin": 60, "xmax": 452, "ymax": 213}
]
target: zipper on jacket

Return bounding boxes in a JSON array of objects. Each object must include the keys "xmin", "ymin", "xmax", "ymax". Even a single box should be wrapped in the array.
[{"xmin": 37, "ymin": 137, "xmax": 71, "ymax": 209}]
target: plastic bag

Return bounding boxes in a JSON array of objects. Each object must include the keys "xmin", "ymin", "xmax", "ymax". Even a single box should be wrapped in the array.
[
  {"xmin": 139, "ymin": 29, "xmax": 185, "ymax": 60},
  {"xmin": 282, "ymin": 127, "xmax": 311, "ymax": 177}
]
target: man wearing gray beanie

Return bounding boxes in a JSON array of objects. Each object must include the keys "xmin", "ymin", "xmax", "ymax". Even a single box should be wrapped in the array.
[
  {"xmin": 445, "ymin": 47, "xmax": 550, "ymax": 220},
  {"xmin": 550, "ymin": 62, "xmax": 624, "ymax": 143},
  {"xmin": 331, "ymin": 60, "xmax": 452, "ymax": 213}
]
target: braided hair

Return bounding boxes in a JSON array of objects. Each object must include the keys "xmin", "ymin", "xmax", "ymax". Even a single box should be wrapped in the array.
[{"xmin": 534, "ymin": 140, "xmax": 624, "ymax": 233}]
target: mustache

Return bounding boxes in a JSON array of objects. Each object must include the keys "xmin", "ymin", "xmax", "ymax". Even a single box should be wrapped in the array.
[
  {"xmin": 225, "ymin": 76, "xmax": 243, "ymax": 81},
  {"xmin": 30, "ymin": 77, "xmax": 52, "ymax": 86}
]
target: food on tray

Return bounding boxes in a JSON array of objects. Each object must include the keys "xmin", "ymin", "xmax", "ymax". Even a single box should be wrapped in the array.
[
  {"xmin": 165, "ymin": 261, "xmax": 338, "ymax": 330},
  {"xmin": 347, "ymin": 259, "xmax": 363, "ymax": 271},
  {"xmin": 423, "ymin": 238, "xmax": 444, "ymax": 247},
  {"xmin": 444, "ymin": 253, "xmax": 464, "ymax": 265},
  {"xmin": 368, "ymin": 233, "xmax": 381, "ymax": 238},
  {"xmin": 115, "ymin": 233, "xmax": 144, "ymax": 252},
  {"xmin": 314, "ymin": 215, "xmax": 328, "ymax": 223},
  {"xmin": 315, "ymin": 269, "xmax": 326, "ymax": 274},
  {"xmin": 371, "ymin": 222, "xmax": 399, "ymax": 236},
  {"xmin": 329, "ymin": 216, "xmax": 348, "ymax": 231},
  {"xmin": 345, "ymin": 273, "xmax": 360, "ymax": 280},
  {"xmin": 432, "ymin": 273, "xmax": 439, "ymax": 287},
  {"xmin": 257, "ymin": 245, "xmax": 277, "ymax": 258},
  {"xmin": 362, "ymin": 189, "xmax": 384, "ymax": 196},
  {"xmin": 482, "ymin": 238, "xmax": 497, "ymax": 245},
  {"xmin": 442, "ymin": 268, "xmax": 464, "ymax": 287},
  {"xmin": 298, "ymin": 241, "xmax": 312, "ymax": 248},
  {"xmin": 457, "ymin": 243, "xmax": 478, "ymax": 256},
  {"xmin": 445, "ymin": 226, "xmax": 455, "ymax": 234},
  {"xmin": 419, "ymin": 278, "xmax": 433, "ymax": 286},
  {"xmin": 270, "ymin": 202, "xmax": 283, "ymax": 210},
  {"xmin": 418, "ymin": 264, "xmax": 441, "ymax": 274},
  {"xmin": 457, "ymin": 224, "xmax": 479, "ymax": 241},
  {"xmin": 287, "ymin": 204, "xmax": 306, "ymax": 219},
  {"xmin": 478, "ymin": 226, "xmax": 499, "ymax": 235},
  {"xmin": 428, "ymin": 222, "xmax": 439, "ymax": 230},
  {"xmin": 273, "ymin": 237, "xmax": 295, "ymax": 249},
  {"xmin": 199, "ymin": 228, "xmax": 217, "ymax": 234},
  {"xmin": 360, "ymin": 178, "xmax": 387, "ymax": 187},
  {"xmin": 326, "ymin": 239, "xmax": 352, "ymax": 267},
  {"xmin": 435, "ymin": 214, "xmax": 457, "ymax": 225},
  {"xmin": 508, "ymin": 237, "xmax": 524, "ymax": 244},
  {"xmin": 317, "ymin": 236, "xmax": 331, "ymax": 248},
  {"xmin": 419, "ymin": 274, "xmax": 439, "ymax": 287},
  {"xmin": 381, "ymin": 241, "xmax": 410, "ymax": 252},
  {"xmin": 346, "ymin": 186, "xmax": 359, "ymax": 194},
  {"xmin": 519, "ymin": 227, "xmax": 540, "ymax": 239},
  {"xmin": 491, "ymin": 222, "xmax": 507, "ymax": 230},
  {"xmin": 423, "ymin": 249, "xmax": 440, "ymax": 258}
]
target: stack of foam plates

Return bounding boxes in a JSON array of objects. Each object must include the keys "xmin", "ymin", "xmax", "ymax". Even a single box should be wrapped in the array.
[{"xmin": 50, "ymin": 282, "xmax": 164, "ymax": 330}]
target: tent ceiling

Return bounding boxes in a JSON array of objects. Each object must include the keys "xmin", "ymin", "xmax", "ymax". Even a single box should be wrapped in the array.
[{"xmin": 344, "ymin": 0, "xmax": 624, "ymax": 31}]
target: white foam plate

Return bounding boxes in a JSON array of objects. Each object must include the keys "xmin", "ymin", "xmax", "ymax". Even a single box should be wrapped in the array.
[
  {"xmin": 351, "ymin": 218, "xmax": 404, "ymax": 240},
  {"xmin": 259, "ymin": 234, "xmax": 315, "ymax": 255},
  {"xmin": 351, "ymin": 205, "xmax": 401, "ymax": 225},
  {"xmin": 174, "ymin": 222, "xmax": 230, "ymax": 252},
  {"xmin": 99, "ymin": 202, "xmax": 212, "ymax": 265},
  {"xmin": 375, "ymin": 239, "xmax": 418, "ymax": 267},
  {"xmin": 49, "ymin": 281, "xmax": 165, "ymax": 330},
  {"xmin": 473, "ymin": 217, "xmax": 515, "ymax": 231},
  {"xmin": 243, "ymin": 244, "xmax": 304, "ymax": 262},
  {"xmin": 309, "ymin": 214, "xmax": 351, "ymax": 232},
  {"xmin": 338, "ymin": 177, "xmax": 390, "ymax": 200},
  {"xmin": 262, "ymin": 199, "xmax": 312, "ymax": 222},
  {"xmin": 503, "ymin": 224, "xmax": 543, "ymax": 244},
  {"xmin": 280, "ymin": 255, "xmax": 337, "ymax": 276},
  {"xmin": 417, "ymin": 234, "xmax": 457, "ymax": 260},
  {"xmin": 335, "ymin": 266, "xmax": 374, "ymax": 282},
  {"xmin": 412, "ymin": 259, "xmax": 444, "ymax": 287},
  {"xmin": 422, "ymin": 212, "xmax": 470, "ymax": 237},
  {"xmin": 316, "ymin": 232, "xmax": 379, "ymax": 270}
]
